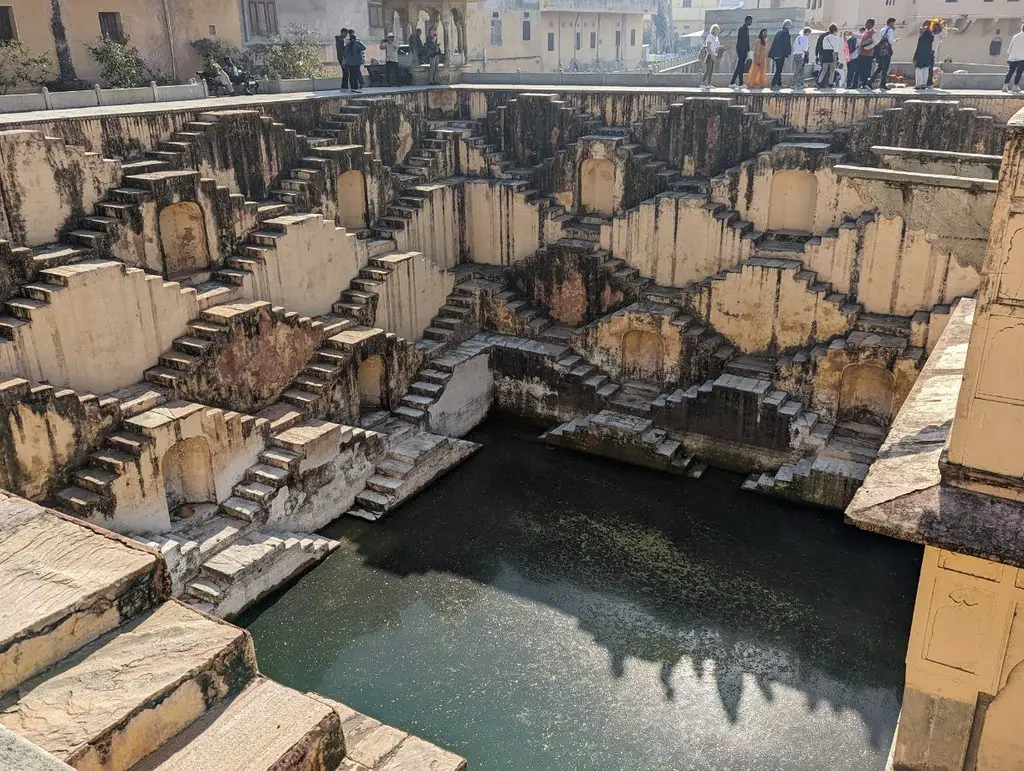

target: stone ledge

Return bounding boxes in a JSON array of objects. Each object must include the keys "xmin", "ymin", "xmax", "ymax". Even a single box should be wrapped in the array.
[
  {"xmin": 843, "ymin": 298, "xmax": 1024, "ymax": 568},
  {"xmin": 833, "ymin": 164, "xmax": 998, "ymax": 191}
]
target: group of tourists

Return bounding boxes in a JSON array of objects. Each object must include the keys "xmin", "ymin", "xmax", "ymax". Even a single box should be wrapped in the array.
[
  {"xmin": 334, "ymin": 26, "xmax": 442, "ymax": 92},
  {"xmin": 700, "ymin": 16, "xmax": 943, "ymax": 91}
]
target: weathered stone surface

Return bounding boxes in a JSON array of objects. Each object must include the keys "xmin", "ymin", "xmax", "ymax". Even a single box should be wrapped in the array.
[
  {"xmin": 0, "ymin": 493, "xmax": 166, "ymax": 694},
  {"xmin": 132, "ymin": 677, "xmax": 345, "ymax": 770},
  {"xmin": 0, "ymin": 601, "xmax": 256, "ymax": 769},
  {"xmin": 0, "ymin": 724, "xmax": 72, "ymax": 771}
]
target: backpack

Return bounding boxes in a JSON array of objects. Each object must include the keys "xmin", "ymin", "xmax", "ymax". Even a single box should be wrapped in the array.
[{"xmin": 876, "ymin": 32, "xmax": 893, "ymax": 58}]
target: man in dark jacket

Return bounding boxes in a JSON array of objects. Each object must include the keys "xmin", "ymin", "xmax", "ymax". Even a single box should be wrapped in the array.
[
  {"xmin": 343, "ymin": 31, "xmax": 366, "ymax": 92},
  {"xmin": 769, "ymin": 20, "xmax": 792, "ymax": 88},
  {"xmin": 730, "ymin": 16, "xmax": 753, "ymax": 88},
  {"xmin": 335, "ymin": 28, "xmax": 349, "ymax": 89}
]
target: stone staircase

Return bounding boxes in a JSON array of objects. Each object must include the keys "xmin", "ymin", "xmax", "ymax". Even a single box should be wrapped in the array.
[
  {"xmin": 0, "ymin": 259, "xmax": 198, "ymax": 342},
  {"xmin": 416, "ymin": 275, "xmax": 504, "ymax": 357},
  {"xmin": 346, "ymin": 430, "xmax": 481, "ymax": 521},
  {"xmin": 267, "ymin": 324, "xmax": 404, "ymax": 428},
  {"xmin": 0, "ymin": 492, "xmax": 465, "ymax": 770},
  {"xmin": 743, "ymin": 420, "xmax": 886, "ymax": 510},
  {"xmin": 144, "ymin": 301, "xmax": 332, "ymax": 394},
  {"xmin": 331, "ymin": 245, "xmax": 438, "ymax": 328},
  {"xmin": 182, "ymin": 529, "xmax": 339, "ymax": 616},
  {"xmin": 400, "ymin": 335, "xmax": 496, "ymax": 422},
  {"xmin": 543, "ymin": 409, "xmax": 695, "ymax": 474}
]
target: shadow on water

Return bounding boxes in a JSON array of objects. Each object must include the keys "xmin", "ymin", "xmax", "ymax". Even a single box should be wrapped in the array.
[{"xmin": 243, "ymin": 417, "xmax": 922, "ymax": 770}]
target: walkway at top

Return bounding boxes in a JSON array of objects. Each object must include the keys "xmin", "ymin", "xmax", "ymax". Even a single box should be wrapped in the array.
[{"xmin": 0, "ymin": 82, "xmax": 1018, "ymax": 128}]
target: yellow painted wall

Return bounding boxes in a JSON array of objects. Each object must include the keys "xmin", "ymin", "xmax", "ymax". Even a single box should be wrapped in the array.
[
  {"xmin": 896, "ymin": 545, "xmax": 1024, "ymax": 771},
  {"xmin": 8, "ymin": 0, "xmax": 242, "ymax": 85}
]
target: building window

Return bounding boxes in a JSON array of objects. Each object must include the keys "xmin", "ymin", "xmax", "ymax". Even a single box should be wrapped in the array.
[
  {"xmin": 630, "ymin": 28, "xmax": 636, "ymax": 46},
  {"xmin": 0, "ymin": 6, "xmax": 15, "ymax": 42},
  {"xmin": 589, "ymin": 31, "xmax": 596, "ymax": 48},
  {"xmin": 615, "ymin": 30, "xmax": 621, "ymax": 46},
  {"xmin": 248, "ymin": 1, "xmax": 278, "ymax": 37},
  {"xmin": 991, "ymin": 37, "xmax": 1003, "ymax": 56},
  {"xmin": 491, "ymin": 14, "xmax": 502, "ymax": 45},
  {"xmin": 368, "ymin": 3, "xmax": 383, "ymax": 28},
  {"xmin": 98, "ymin": 12, "xmax": 125, "ymax": 44},
  {"xmin": 547, "ymin": 32, "xmax": 554, "ymax": 51},
  {"xmin": 523, "ymin": 19, "xmax": 531, "ymax": 40},
  {"xmin": 575, "ymin": 31, "xmax": 581, "ymax": 49}
]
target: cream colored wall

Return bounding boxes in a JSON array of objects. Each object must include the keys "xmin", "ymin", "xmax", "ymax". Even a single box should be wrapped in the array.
[
  {"xmin": 464, "ymin": 180, "xmax": 541, "ymax": 265},
  {"xmin": 897, "ymin": 545, "xmax": 1024, "ymax": 771},
  {"xmin": 99, "ymin": 401, "xmax": 267, "ymax": 534},
  {"xmin": 240, "ymin": 214, "xmax": 367, "ymax": 318},
  {"xmin": 0, "ymin": 260, "xmax": 198, "ymax": 395},
  {"xmin": 54, "ymin": 0, "xmax": 242, "ymax": 84},
  {"xmin": 0, "ymin": 131, "xmax": 122, "ymax": 247},
  {"xmin": 401, "ymin": 183, "xmax": 463, "ymax": 270},
  {"xmin": 372, "ymin": 252, "xmax": 456, "ymax": 342},
  {"xmin": 704, "ymin": 262, "xmax": 852, "ymax": 354}
]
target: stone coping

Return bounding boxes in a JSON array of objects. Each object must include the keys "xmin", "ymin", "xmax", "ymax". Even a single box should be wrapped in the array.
[
  {"xmin": 0, "ymin": 82, "xmax": 1020, "ymax": 129},
  {"xmin": 833, "ymin": 164, "xmax": 998, "ymax": 191},
  {"xmin": 846, "ymin": 298, "xmax": 1024, "ymax": 569},
  {"xmin": 871, "ymin": 145, "xmax": 1003, "ymax": 164}
]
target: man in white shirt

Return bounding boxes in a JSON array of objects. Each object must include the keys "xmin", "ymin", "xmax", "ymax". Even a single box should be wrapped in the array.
[
  {"xmin": 869, "ymin": 18, "xmax": 897, "ymax": 89},
  {"xmin": 1004, "ymin": 23, "xmax": 1024, "ymax": 92},
  {"xmin": 818, "ymin": 25, "xmax": 842, "ymax": 89},
  {"xmin": 791, "ymin": 27, "xmax": 811, "ymax": 88}
]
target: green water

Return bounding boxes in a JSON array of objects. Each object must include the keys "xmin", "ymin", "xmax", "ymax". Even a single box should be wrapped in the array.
[{"xmin": 244, "ymin": 419, "xmax": 921, "ymax": 770}]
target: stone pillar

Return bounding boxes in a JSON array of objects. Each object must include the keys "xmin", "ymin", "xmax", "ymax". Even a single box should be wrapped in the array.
[{"xmin": 946, "ymin": 105, "xmax": 1024, "ymax": 499}]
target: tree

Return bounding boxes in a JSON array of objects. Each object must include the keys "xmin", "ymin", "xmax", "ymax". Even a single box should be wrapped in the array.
[
  {"xmin": 259, "ymin": 25, "xmax": 327, "ymax": 80},
  {"xmin": 0, "ymin": 40, "xmax": 52, "ymax": 95},
  {"xmin": 86, "ymin": 37, "xmax": 175, "ymax": 88}
]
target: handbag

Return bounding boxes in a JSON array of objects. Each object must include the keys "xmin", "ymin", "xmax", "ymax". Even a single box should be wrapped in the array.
[{"xmin": 820, "ymin": 49, "xmax": 835, "ymax": 63}]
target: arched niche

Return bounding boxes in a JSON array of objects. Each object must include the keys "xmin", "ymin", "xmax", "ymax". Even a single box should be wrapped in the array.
[
  {"xmin": 162, "ymin": 436, "xmax": 216, "ymax": 512},
  {"xmin": 580, "ymin": 157, "xmax": 615, "ymax": 217},
  {"xmin": 357, "ymin": 354, "xmax": 385, "ymax": 408},
  {"xmin": 621, "ymin": 329, "xmax": 665, "ymax": 382},
  {"xmin": 338, "ymin": 169, "xmax": 368, "ymax": 231},
  {"xmin": 838, "ymin": 363, "xmax": 895, "ymax": 426},
  {"xmin": 159, "ymin": 201, "xmax": 211, "ymax": 278},
  {"xmin": 767, "ymin": 170, "xmax": 818, "ymax": 233}
]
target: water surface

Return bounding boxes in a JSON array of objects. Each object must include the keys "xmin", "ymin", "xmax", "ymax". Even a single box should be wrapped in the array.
[{"xmin": 245, "ymin": 419, "xmax": 921, "ymax": 770}]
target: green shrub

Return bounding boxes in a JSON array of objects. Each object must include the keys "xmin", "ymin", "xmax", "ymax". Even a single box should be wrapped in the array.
[
  {"xmin": 0, "ymin": 40, "xmax": 53, "ymax": 95},
  {"xmin": 86, "ymin": 37, "xmax": 175, "ymax": 88},
  {"xmin": 260, "ymin": 25, "xmax": 327, "ymax": 80},
  {"xmin": 190, "ymin": 38, "xmax": 256, "ymax": 73}
]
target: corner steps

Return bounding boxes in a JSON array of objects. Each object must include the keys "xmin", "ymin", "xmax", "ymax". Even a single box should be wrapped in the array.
[{"xmin": 346, "ymin": 431, "xmax": 481, "ymax": 521}]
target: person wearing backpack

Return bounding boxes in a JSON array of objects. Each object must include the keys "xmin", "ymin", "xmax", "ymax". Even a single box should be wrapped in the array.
[
  {"xmin": 869, "ymin": 17, "xmax": 896, "ymax": 90},
  {"xmin": 818, "ymin": 25, "xmax": 841, "ymax": 89},
  {"xmin": 844, "ymin": 29, "xmax": 861, "ymax": 88},
  {"xmin": 852, "ymin": 19, "xmax": 878, "ymax": 89}
]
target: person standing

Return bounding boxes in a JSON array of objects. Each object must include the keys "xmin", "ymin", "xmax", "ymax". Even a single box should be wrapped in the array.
[
  {"xmin": 700, "ymin": 24, "xmax": 722, "ymax": 88},
  {"xmin": 380, "ymin": 32, "xmax": 400, "ymax": 86},
  {"xmin": 845, "ymin": 28, "xmax": 862, "ymax": 88},
  {"xmin": 410, "ymin": 29, "xmax": 424, "ymax": 64},
  {"xmin": 1004, "ymin": 23, "xmax": 1024, "ymax": 92},
  {"xmin": 869, "ymin": 17, "xmax": 896, "ymax": 89},
  {"xmin": 748, "ymin": 28, "xmax": 769, "ymax": 89},
  {"xmin": 819, "ymin": 25, "xmax": 841, "ymax": 89},
  {"xmin": 769, "ymin": 20, "xmax": 792, "ymax": 89},
  {"xmin": 336, "ymin": 28, "xmax": 350, "ymax": 90},
  {"xmin": 913, "ymin": 20, "xmax": 935, "ymax": 90},
  {"xmin": 853, "ymin": 19, "xmax": 878, "ymax": 89},
  {"xmin": 425, "ymin": 29, "xmax": 441, "ymax": 84},
  {"xmin": 344, "ymin": 31, "xmax": 366, "ymax": 92},
  {"xmin": 731, "ymin": 16, "xmax": 753, "ymax": 88},
  {"xmin": 791, "ymin": 26, "xmax": 811, "ymax": 88}
]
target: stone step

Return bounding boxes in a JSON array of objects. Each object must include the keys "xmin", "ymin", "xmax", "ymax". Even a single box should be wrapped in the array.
[
  {"xmin": 0, "ymin": 497, "xmax": 165, "ymax": 694},
  {"xmin": 0, "ymin": 601, "xmax": 255, "ymax": 770},
  {"xmin": 131, "ymin": 676, "xmax": 344, "ymax": 771},
  {"xmin": 220, "ymin": 496, "xmax": 263, "ymax": 522}
]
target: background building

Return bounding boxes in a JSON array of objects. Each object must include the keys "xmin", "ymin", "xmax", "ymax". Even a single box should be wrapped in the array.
[
  {"xmin": 4, "ymin": 0, "xmax": 242, "ymax": 85},
  {"xmin": 461, "ymin": 0, "xmax": 652, "ymax": 72}
]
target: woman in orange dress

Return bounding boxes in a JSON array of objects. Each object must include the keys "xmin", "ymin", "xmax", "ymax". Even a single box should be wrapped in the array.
[{"xmin": 748, "ymin": 28, "xmax": 769, "ymax": 88}]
